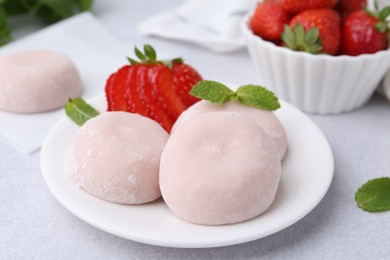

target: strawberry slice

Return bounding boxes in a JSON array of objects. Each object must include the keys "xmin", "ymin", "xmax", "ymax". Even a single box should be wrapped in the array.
[
  {"xmin": 106, "ymin": 65, "xmax": 132, "ymax": 111},
  {"xmin": 147, "ymin": 64, "xmax": 186, "ymax": 120},
  {"xmin": 105, "ymin": 73, "xmax": 116, "ymax": 111},
  {"xmin": 137, "ymin": 64, "xmax": 174, "ymax": 131}
]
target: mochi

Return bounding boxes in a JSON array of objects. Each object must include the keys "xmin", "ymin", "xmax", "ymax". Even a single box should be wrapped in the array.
[
  {"xmin": 68, "ymin": 112, "xmax": 169, "ymax": 205},
  {"xmin": 0, "ymin": 50, "xmax": 81, "ymax": 113},
  {"xmin": 172, "ymin": 100, "xmax": 287, "ymax": 159},
  {"xmin": 160, "ymin": 111, "xmax": 281, "ymax": 225}
]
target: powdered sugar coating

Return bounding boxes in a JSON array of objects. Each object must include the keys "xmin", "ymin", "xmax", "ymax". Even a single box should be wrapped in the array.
[
  {"xmin": 172, "ymin": 100, "xmax": 287, "ymax": 159},
  {"xmin": 0, "ymin": 50, "xmax": 81, "ymax": 113},
  {"xmin": 160, "ymin": 111, "xmax": 281, "ymax": 225},
  {"xmin": 68, "ymin": 112, "xmax": 169, "ymax": 205}
]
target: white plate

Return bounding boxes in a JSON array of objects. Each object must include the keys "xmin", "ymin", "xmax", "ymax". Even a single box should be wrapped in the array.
[{"xmin": 41, "ymin": 95, "xmax": 334, "ymax": 248}]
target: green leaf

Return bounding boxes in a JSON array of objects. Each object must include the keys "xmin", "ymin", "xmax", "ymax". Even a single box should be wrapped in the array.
[
  {"xmin": 0, "ymin": 5, "xmax": 12, "ymax": 45},
  {"xmin": 294, "ymin": 23, "xmax": 305, "ymax": 46},
  {"xmin": 190, "ymin": 81, "xmax": 280, "ymax": 111},
  {"xmin": 378, "ymin": 6, "xmax": 390, "ymax": 21},
  {"xmin": 32, "ymin": 0, "xmax": 75, "ymax": 22},
  {"xmin": 65, "ymin": 97, "xmax": 100, "ymax": 126},
  {"xmin": 236, "ymin": 85, "xmax": 280, "ymax": 111},
  {"xmin": 75, "ymin": 0, "xmax": 94, "ymax": 11},
  {"xmin": 190, "ymin": 80, "xmax": 234, "ymax": 104},
  {"xmin": 29, "ymin": 0, "xmax": 74, "ymax": 23},
  {"xmin": 2, "ymin": 0, "xmax": 29, "ymax": 15},
  {"xmin": 281, "ymin": 22, "xmax": 323, "ymax": 54},
  {"xmin": 281, "ymin": 25, "xmax": 296, "ymax": 49},
  {"xmin": 355, "ymin": 177, "xmax": 390, "ymax": 212},
  {"xmin": 144, "ymin": 44, "xmax": 156, "ymax": 62},
  {"xmin": 134, "ymin": 46, "xmax": 147, "ymax": 61},
  {"xmin": 375, "ymin": 21, "xmax": 388, "ymax": 33},
  {"xmin": 127, "ymin": 57, "xmax": 138, "ymax": 65},
  {"xmin": 305, "ymin": 27, "xmax": 319, "ymax": 45}
]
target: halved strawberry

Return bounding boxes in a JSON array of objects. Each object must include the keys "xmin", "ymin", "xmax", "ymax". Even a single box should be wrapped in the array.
[
  {"xmin": 172, "ymin": 62, "xmax": 203, "ymax": 107},
  {"xmin": 105, "ymin": 44, "xmax": 202, "ymax": 132}
]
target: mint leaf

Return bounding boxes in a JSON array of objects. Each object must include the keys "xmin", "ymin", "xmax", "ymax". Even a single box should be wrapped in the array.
[
  {"xmin": 190, "ymin": 81, "xmax": 280, "ymax": 111},
  {"xmin": 76, "ymin": 0, "xmax": 94, "ymax": 11},
  {"xmin": 190, "ymin": 80, "xmax": 234, "ymax": 104},
  {"xmin": 0, "ymin": 5, "xmax": 12, "ymax": 45},
  {"xmin": 2, "ymin": 0, "xmax": 29, "ymax": 15},
  {"xmin": 355, "ymin": 177, "xmax": 390, "ymax": 212},
  {"xmin": 30, "ymin": 0, "xmax": 93, "ymax": 22},
  {"xmin": 33, "ymin": 0, "xmax": 75, "ymax": 22},
  {"xmin": 236, "ymin": 85, "xmax": 280, "ymax": 111},
  {"xmin": 65, "ymin": 98, "xmax": 99, "ymax": 126},
  {"xmin": 0, "ymin": 0, "xmax": 94, "ymax": 45}
]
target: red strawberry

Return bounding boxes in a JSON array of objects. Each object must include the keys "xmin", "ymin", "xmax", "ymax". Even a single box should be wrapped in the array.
[
  {"xmin": 105, "ymin": 45, "xmax": 202, "ymax": 132},
  {"xmin": 250, "ymin": 3, "xmax": 290, "ymax": 41},
  {"xmin": 172, "ymin": 62, "xmax": 204, "ymax": 106},
  {"xmin": 337, "ymin": 0, "xmax": 367, "ymax": 21},
  {"xmin": 263, "ymin": 0, "xmax": 279, "ymax": 4},
  {"xmin": 308, "ymin": 0, "xmax": 338, "ymax": 9},
  {"xmin": 282, "ymin": 8, "xmax": 341, "ymax": 55},
  {"xmin": 277, "ymin": 0, "xmax": 338, "ymax": 14},
  {"xmin": 341, "ymin": 7, "xmax": 390, "ymax": 56}
]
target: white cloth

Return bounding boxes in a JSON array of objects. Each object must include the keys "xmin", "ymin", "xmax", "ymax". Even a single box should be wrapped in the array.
[
  {"xmin": 0, "ymin": 12, "xmax": 127, "ymax": 154},
  {"xmin": 137, "ymin": 0, "xmax": 256, "ymax": 53}
]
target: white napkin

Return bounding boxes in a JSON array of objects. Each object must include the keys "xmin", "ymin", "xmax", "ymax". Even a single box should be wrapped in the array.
[
  {"xmin": 0, "ymin": 12, "xmax": 127, "ymax": 154},
  {"xmin": 137, "ymin": 0, "xmax": 257, "ymax": 53}
]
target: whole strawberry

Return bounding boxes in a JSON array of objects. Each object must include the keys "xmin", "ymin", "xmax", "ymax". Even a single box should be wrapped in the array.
[
  {"xmin": 277, "ymin": 0, "xmax": 338, "ymax": 14},
  {"xmin": 341, "ymin": 6, "xmax": 390, "ymax": 56},
  {"xmin": 282, "ymin": 8, "xmax": 341, "ymax": 55},
  {"xmin": 250, "ymin": 3, "xmax": 290, "ymax": 42},
  {"xmin": 105, "ymin": 45, "xmax": 202, "ymax": 132},
  {"xmin": 337, "ymin": 0, "xmax": 367, "ymax": 21}
]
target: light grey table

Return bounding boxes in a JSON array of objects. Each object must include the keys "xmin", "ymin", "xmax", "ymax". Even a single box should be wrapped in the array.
[{"xmin": 1, "ymin": 1, "xmax": 390, "ymax": 259}]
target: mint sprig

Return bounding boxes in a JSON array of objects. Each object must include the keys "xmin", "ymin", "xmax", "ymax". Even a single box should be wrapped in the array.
[
  {"xmin": 65, "ymin": 98, "xmax": 99, "ymax": 126},
  {"xmin": 190, "ymin": 80, "xmax": 280, "ymax": 111},
  {"xmin": 355, "ymin": 177, "xmax": 390, "ymax": 212},
  {"xmin": 0, "ymin": 0, "xmax": 94, "ymax": 45}
]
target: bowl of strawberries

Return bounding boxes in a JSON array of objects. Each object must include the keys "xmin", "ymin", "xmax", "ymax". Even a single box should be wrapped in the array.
[{"xmin": 242, "ymin": 0, "xmax": 390, "ymax": 114}]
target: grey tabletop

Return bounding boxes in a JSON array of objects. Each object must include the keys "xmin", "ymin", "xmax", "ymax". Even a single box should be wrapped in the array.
[{"xmin": 1, "ymin": 0, "xmax": 390, "ymax": 259}]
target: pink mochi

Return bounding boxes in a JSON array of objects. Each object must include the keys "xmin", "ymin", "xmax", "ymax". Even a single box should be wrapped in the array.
[
  {"xmin": 0, "ymin": 50, "xmax": 81, "ymax": 113},
  {"xmin": 68, "ymin": 112, "xmax": 169, "ymax": 205},
  {"xmin": 160, "ymin": 111, "xmax": 281, "ymax": 225},
  {"xmin": 172, "ymin": 100, "xmax": 287, "ymax": 159}
]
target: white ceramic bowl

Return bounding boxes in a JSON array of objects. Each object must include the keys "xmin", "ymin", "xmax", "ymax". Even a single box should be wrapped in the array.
[{"xmin": 241, "ymin": 13, "xmax": 390, "ymax": 114}]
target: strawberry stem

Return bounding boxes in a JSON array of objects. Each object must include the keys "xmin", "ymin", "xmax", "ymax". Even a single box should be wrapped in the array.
[
  {"xmin": 127, "ymin": 44, "xmax": 183, "ymax": 67},
  {"xmin": 364, "ymin": 2, "xmax": 390, "ymax": 34},
  {"xmin": 143, "ymin": 44, "xmax": 157, "ymax": 61},
  {"xmin": 281, "ymin": 23, "xmax": 322, "ymax": 54}
]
